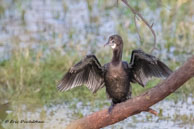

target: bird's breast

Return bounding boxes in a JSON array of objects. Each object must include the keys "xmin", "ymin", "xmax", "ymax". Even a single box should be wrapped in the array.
[
  {"xmin": 106, "ymin": 64, "xmax": 128, "ymax": 79},
  {"xmin": 104, "ymin": 65, "xmax": 130, "ymax": 100}
]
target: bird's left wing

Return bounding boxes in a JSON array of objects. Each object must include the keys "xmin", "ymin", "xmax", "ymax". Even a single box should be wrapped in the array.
[
  {"xmin": 57, "ymin": 55, "xmax": 105, "ymax": 93},
  {"xmin": 129, "ymin": 49, "xmax": 172, "ymax": 87}
]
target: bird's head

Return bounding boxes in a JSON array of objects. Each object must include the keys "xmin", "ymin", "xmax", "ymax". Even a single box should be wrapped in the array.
[{"xmin": 104, "ymin": 34, "xmax": 123, "ymax": 50}]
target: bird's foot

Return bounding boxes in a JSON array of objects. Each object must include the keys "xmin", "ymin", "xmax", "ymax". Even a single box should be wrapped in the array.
[{"xmin": 108, "ymin": 103, "xmax": 115, "ymax": 113}]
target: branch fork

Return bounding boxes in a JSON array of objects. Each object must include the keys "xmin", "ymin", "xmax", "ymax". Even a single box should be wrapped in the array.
[{"xmin": 119, "ymin": 0, "xmax": 157, "ymax": 53}]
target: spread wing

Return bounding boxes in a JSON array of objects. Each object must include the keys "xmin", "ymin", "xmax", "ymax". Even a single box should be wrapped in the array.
[
  {"xmin": 129, "ymin": 49, "xmax": 172, "ymax": 87},
  {"xmin": 57, "ymin": 55, "xmax": 105, "ymax": 93}
]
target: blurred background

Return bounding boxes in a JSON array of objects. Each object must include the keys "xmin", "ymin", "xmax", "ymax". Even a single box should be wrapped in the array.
[{"xmin": 0, "ymin": 0, "xmax": 193, "ymax": 128}]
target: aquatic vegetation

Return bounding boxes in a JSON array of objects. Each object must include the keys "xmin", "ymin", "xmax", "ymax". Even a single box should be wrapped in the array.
[{"xmin": 0, "ymin": 46, "xmax": 193, "ymax": 106}]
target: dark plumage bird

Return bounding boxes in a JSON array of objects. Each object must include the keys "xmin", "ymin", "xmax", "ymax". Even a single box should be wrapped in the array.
[{"xmin": 57, "ymin": 34, "xmax": 172, "ymax": 112}]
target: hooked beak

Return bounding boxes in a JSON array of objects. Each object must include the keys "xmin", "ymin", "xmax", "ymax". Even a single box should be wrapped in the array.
[
  {"xmin": 104, "ymin": 42, "xmax": 109, "ymax": 47},
  {"xmin": 104, "ymin": 41, "xmax": 116, "ymax": 49}
]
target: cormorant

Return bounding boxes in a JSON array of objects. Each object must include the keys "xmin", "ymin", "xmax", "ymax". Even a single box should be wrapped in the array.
[{"xmin": 57, "ymin": 34, "xmax": 172, "ymax": 112}]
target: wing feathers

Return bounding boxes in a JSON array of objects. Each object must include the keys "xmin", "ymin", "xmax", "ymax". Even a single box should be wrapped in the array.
[
  {"xmin": 57, "ymin": 55, "xmax": 104, "ymax": 93},
  {"xmin": 129, "ymin": 50, "xmax": 172, "ymax": 87}
]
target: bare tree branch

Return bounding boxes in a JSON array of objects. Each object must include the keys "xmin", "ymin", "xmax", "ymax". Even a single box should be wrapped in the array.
[
  {"xmin": 120, "ymin": 0, "xmax": 157, "ymax": 53},
  {"xmin": 65, "ymin": 55, "xmax": 194, "ymax": 129},
  {"xmin": 145, "ymin": 108, "xmax": 158, "ymax": 116},
  {"xmin": 134, "ymin": 15, "xmax": 143, "ymax": 43}
]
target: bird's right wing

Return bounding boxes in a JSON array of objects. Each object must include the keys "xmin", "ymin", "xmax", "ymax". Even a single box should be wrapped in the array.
[
  {"xmin": 129, "ymin": 49, "xmax": 172, "ymax": 87},
  {"xmin": 57, "ymin": 55, "xmax": 105, "ymax": 93}
]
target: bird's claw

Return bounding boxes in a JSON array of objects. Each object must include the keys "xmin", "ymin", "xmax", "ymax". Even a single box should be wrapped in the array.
[{"xmin": 108, "ymin": 104, "xmax": 115, "ymax": 113}]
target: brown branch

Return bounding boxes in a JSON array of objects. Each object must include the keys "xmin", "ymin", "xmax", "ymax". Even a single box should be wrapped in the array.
[
  {"xmin": 120, "ymin": 0, "xmax": 157, "ymax": 53},
  {"xmin": 146, "ymin": 108, "xmax": 158, "ymax": 116},
  {"xmin": 65, "ymin": 55, "xmax": 194, "ymax": 129},
  {"xmin": 134, "ymin": 15, "xmax": 143, "ymax": 43}
]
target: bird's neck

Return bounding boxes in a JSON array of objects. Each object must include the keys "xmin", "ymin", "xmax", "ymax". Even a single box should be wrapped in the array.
[{"xmin": 111, "ymin": 49, "xmax": 122, "ymax": 66}]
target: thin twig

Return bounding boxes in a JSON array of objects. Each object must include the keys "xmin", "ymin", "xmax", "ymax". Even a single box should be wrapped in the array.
[
  {"xmin": 120, "ymin": 0, "xmax": 157, "ymax": 53},
  {"xmin": 145, "ymin": 108, "xmax": 158, "ymax": 116},
  {"xmin": 134, "ymin": 15, "xmax": 143, "ymax": 43}
]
